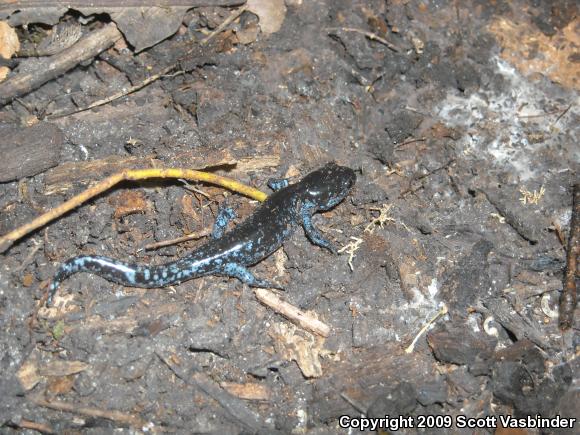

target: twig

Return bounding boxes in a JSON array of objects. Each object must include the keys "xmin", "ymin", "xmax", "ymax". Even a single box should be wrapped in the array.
[
  {"xmin": 551, "ymin": 104, "xmax": 572, "ymax": 127},
  {"xmin": 560, "ymin": 183, "xmax": 579, "ymax": 330},
  {"xmin": 0, "ymin": 168, "xmax": 267, "ymax": 254},
  {"xmin": 12, "ymin": 418, "xmax": 55, "ymax": 434},
  {"xmin": 394, "ymin": 137, "xmax": 427, "ymax": 150},
  {"xmin": 399, "ymin": 159, "xmax": 455, "ymax": 199},
  {"xmin": 179, "ymin": 179, "xmax": 212, "ymax": 198},
  {"xmin": 340, "ymin": 392, "xmax": 367, "ymax": 415},
  {"xmin": 405, "ymin": 304, "xmax": 448, "ymax": 353},
  {"xmin": 404, "ymin": 106, "xmax": 430, "ymax": 117},
  {"xmin": 31, "ymin": 397, "xmax": 148, "ymax": 429},
  {"xmin": 516, "ymin": 104, "xmax": 572, "ymax": 122},
  {"xmin": 201, "ymin": 5, "xmax": 248, "ymax": 45},
  {"xmin": 348, "ymin": 67, "xmax": 372, "ymax": 87},
  {"xmin": 0, "ymin": 23, "xmax": 122, "ymax": 107},
  {"xmin": 47, "ymin": 66, "xmax": 182, "ymax": 119},
  {"xmin": 516, "ymin": 109, "xmax": 563, "ymax": 119},
  {"xmin": 327, "ymin": 27, "xmax": 399, "ymax": 52},
  {"xmin": 254, "ymin": 288, "xmax": 331, "ymax": 337},
  {"xmin": 142, "ymin": 229, "xmax": 211, "ymax": 251}
]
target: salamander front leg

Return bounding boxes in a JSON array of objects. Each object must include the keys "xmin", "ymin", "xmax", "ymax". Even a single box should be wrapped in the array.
[
  {"xmin": 300, "ymin": 202, "xmax": 337, "ymax": 254},
  {"xmin": 267, "ymin": 178, "xmax": 289, "ymax": 191},
  {"xmin": 212, "ymin": 203, "xmax": 237, "ymax": 239},
  {"xmin": 223, "ymin": 263, "xmax": 283, "ymax": 290}
]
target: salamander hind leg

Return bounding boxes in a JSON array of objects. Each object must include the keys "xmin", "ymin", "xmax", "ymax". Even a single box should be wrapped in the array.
[
  {"xmin": 300, "ymin": 203, "xmax": 337, "ymax": 254},
  {"xmin": 222, "ymin": 263, "xmax": 284, "ymax": 290}
]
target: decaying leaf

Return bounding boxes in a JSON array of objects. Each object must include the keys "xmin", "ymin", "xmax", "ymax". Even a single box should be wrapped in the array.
[{"xmin": 247, "ymin": 0, "xmax": 287, "ymax": 35}]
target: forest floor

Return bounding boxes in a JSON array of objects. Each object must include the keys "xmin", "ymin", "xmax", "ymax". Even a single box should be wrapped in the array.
[{"xmin": 0, "ymin": 1, "xmax": 578, "ymax": 433}]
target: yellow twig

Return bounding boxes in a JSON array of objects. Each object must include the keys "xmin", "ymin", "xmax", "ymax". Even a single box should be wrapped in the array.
[{"xmin": 0, "ymin": 167, "xmax": 267, "ymax": 254}]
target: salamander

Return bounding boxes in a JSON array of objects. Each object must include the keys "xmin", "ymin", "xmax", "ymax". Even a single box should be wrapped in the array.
[{"xmin": 47, "ymin": 162, "xmax": 356, "ymax": 305}]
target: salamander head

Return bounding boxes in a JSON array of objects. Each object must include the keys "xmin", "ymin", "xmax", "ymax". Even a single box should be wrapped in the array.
[{"xmin": 300, "ymin": 162, "xmax": 356, "ymax": 210}]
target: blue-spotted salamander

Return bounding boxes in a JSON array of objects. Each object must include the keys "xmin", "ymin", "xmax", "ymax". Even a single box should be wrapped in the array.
[{"xmin": 47, "ymin": 162, "xmax": 356, "ymax": 305}]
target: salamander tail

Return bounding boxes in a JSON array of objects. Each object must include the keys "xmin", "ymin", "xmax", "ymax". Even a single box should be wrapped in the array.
[{"xmin": 47, "ymin": 255, "xmax": 139, "ymax": 306}]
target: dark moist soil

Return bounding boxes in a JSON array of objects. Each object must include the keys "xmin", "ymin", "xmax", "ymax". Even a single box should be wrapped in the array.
[{"xmin": 1, "ymin": 1, "xmax": 579, "ymax": 434}]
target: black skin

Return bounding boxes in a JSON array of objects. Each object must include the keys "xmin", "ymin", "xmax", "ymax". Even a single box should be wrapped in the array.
[{"xmin": 47, "ymin": 162, "xmax": 356, "ymax": 306}]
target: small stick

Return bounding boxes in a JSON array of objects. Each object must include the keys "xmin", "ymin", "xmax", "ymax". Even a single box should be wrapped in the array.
[
  {"xmin": 0, "ymin": 23, "xmax": 122, "ymax": 107},
  {"xmin": 31, "ymin": 397, "xmax": 148, "ymax": 429},
  {"xmin": 327, "ymin": 27, "xmax": 399, "ymax": 52},
  {"xmin": 179, "ymin": 180, "xmax": 212, "ymax": 198},
  {"xmin": 142, "ymin": 229, "xmax": 211, "ymax": 251},
  {"xmin": 551, "ymin": 103, "xmax": 572, "ymax": 127},
  {"xmin": 559, "ymin": 183, "xmax": 579, "ymax": 330},
  {"xmin": 254, "ymin": 288, "xmax": 331, "ymax": 337},
  {"xmin": 201, "ymin": 5, "xmax": 248, "ymax": 45},
  {"xmin": 13, "ymin": 418, "xmax": 55, "ymax": 434},
  {"xmin": 47, "ymin": 66, "xmax": 181, "ymax": 119},
  {"xmin": 516, "ymin": 109, "xmax": 562, "ymax": 119},
  {"xmin": 340, "ymin": 392, "xmax": 367, "ymax": 415},
  {"xmin": 0, "ymin": 167, "xmax": 267, "ymax": 254},
  {"xmin": 405, "ymin": 304, "xmax": 448, "ymax": 353},
  {"xmin": 394, "ymin": 137, "xmax": 427, "ymax": 150},
  {"xmin": 399, "ymin": 159, "xmax": 455, "ymax": 198}
]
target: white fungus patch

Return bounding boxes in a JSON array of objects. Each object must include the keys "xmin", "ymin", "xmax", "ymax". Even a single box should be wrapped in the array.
[{"xmin": 437, "ymin": 56, "xmax": 580, "ymax": 181}]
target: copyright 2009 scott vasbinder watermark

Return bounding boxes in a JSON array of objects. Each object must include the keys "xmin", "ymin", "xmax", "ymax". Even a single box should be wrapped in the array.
[{"xmin": 338, "ymin": 414, "xmax": 577, "ymax": 432}]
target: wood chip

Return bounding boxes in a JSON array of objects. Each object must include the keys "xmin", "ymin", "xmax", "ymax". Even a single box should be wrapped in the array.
[
  {"xmin": 220, "ymin": 382, "xmax": 271, "ymax": 401},
  {"xmin": 17, "ymin": 350, "xmax": 89, "ymax": 391},
  {"xmin": 0, "ymin": 123, "xmax": 63, "ymax": 182},
  {"xmin": 111, "ymin": 190, "xmax": 150, "ymax": 219},
  {"xmin": 0, "ymin": 21, "xmax": 19, "ymax": 81},
  {"xmin": 269, "ymin": 322, "xmax": 325, "ymax": 378}
]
